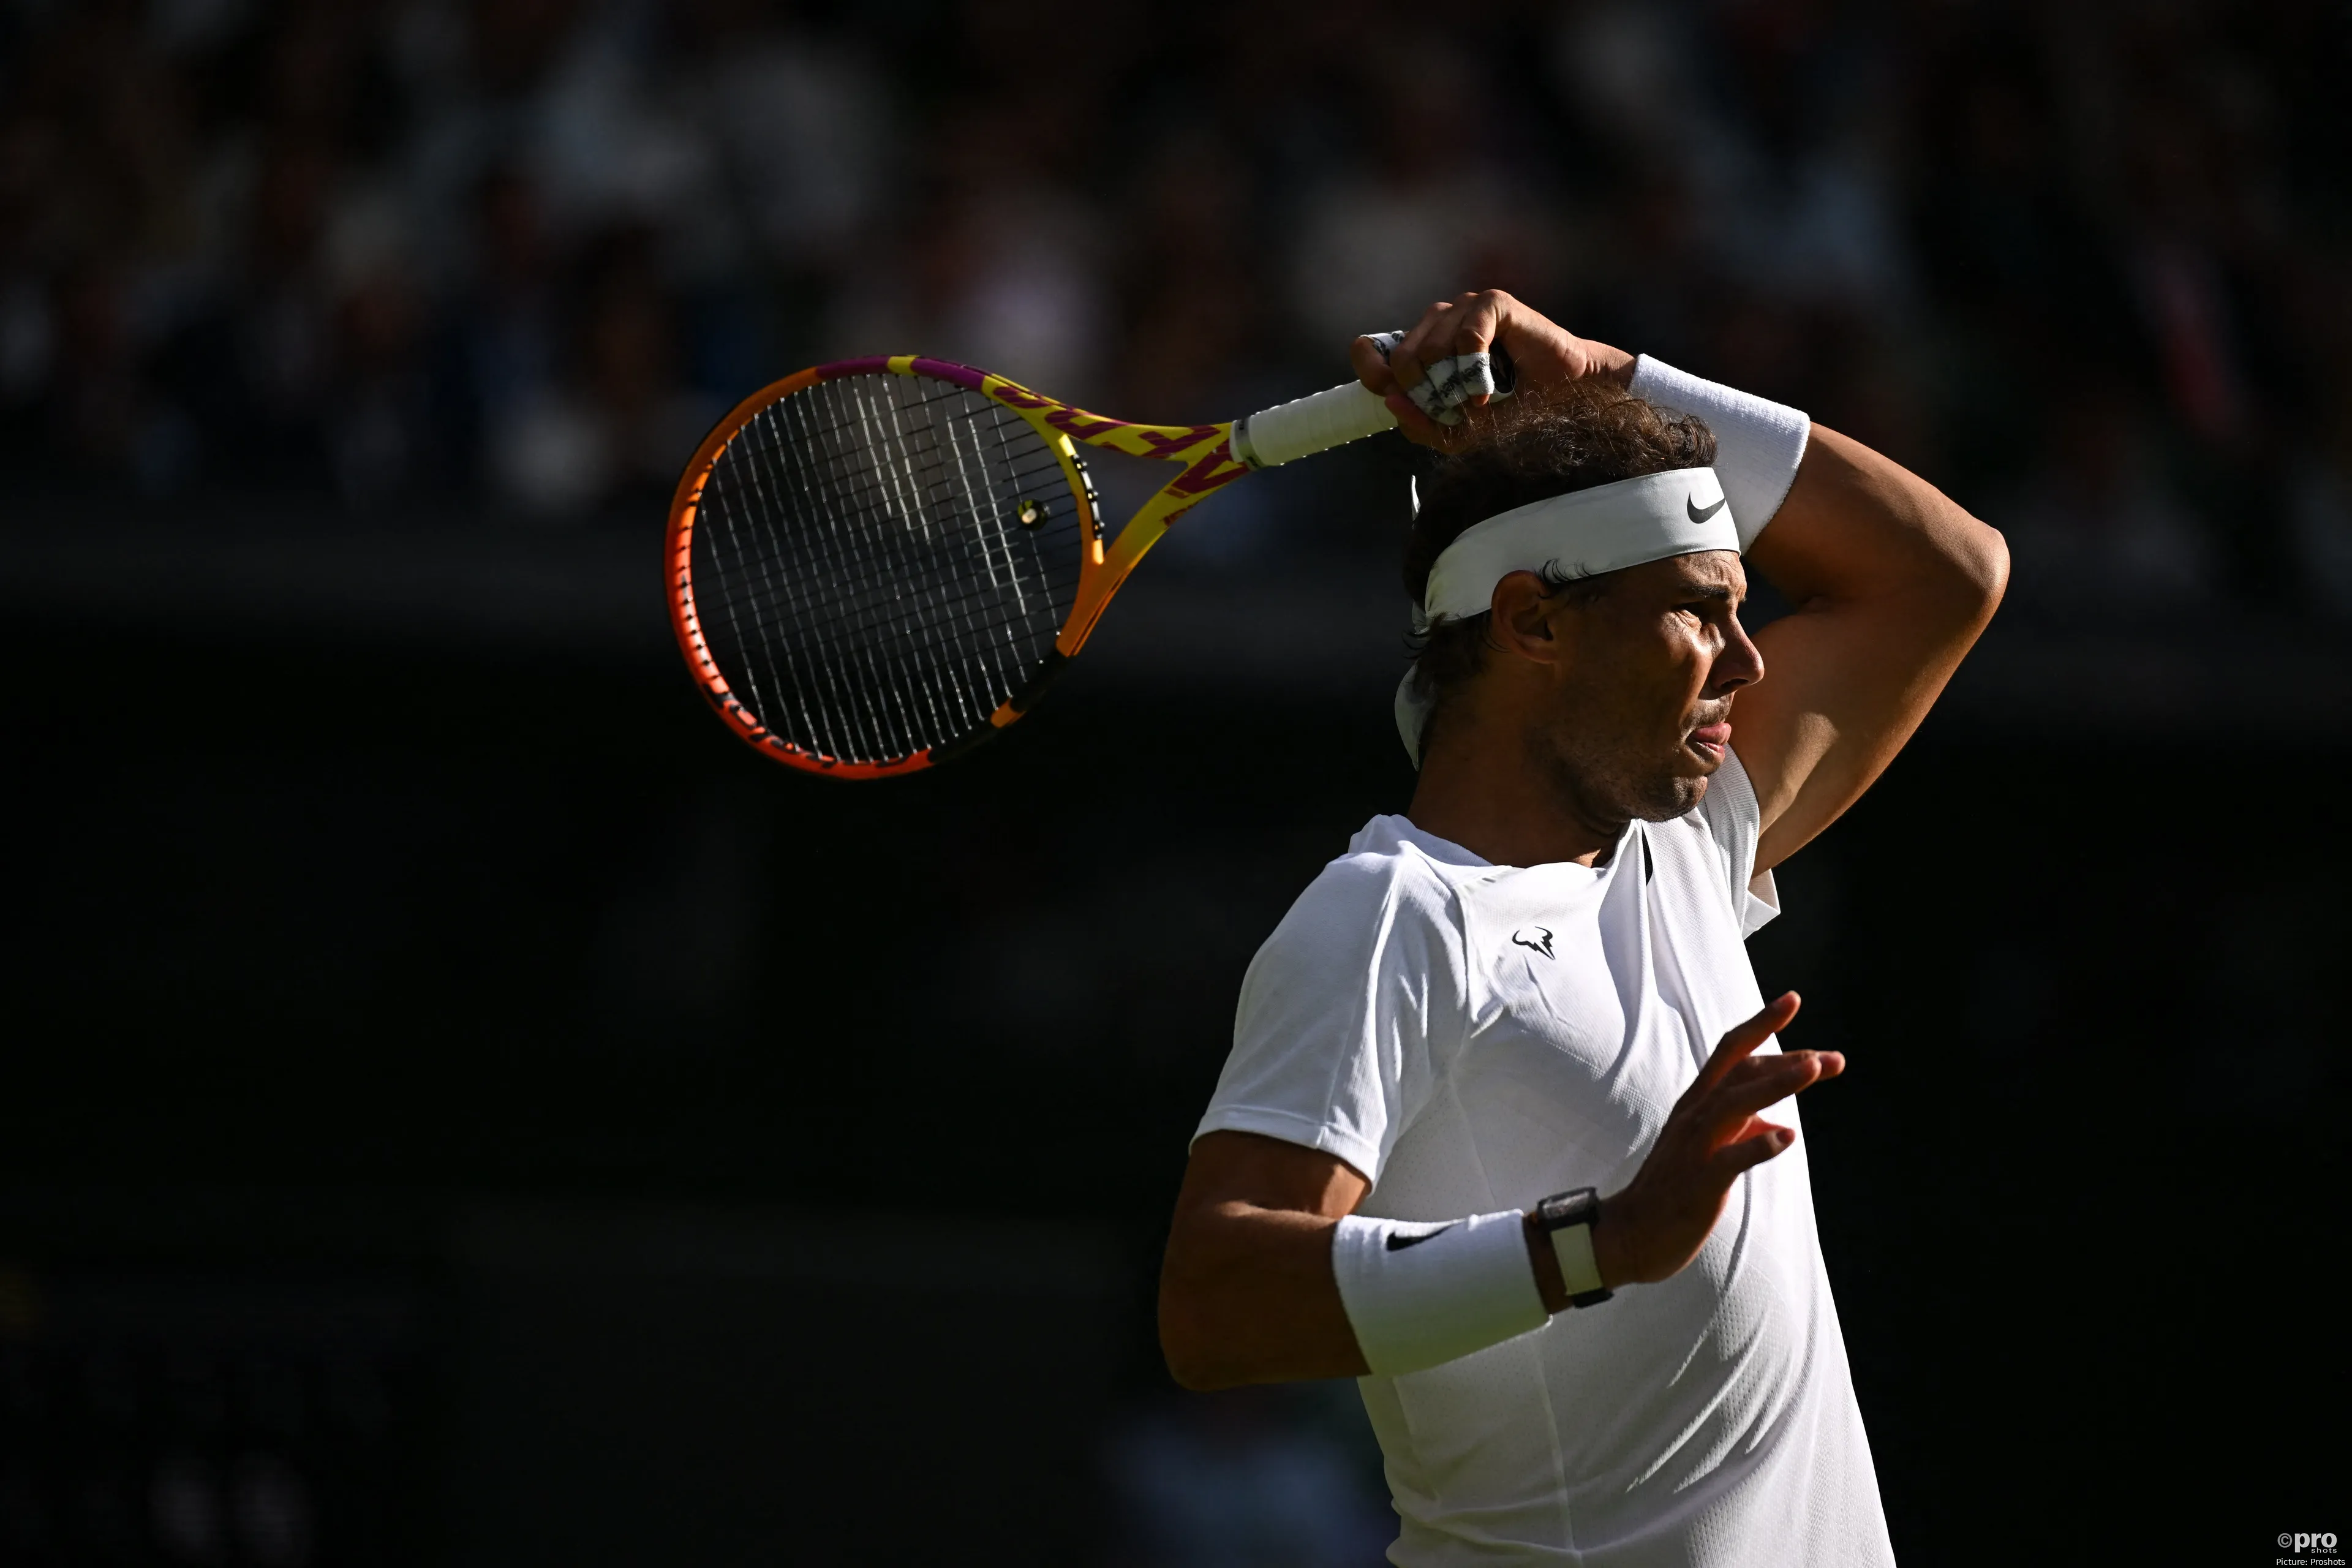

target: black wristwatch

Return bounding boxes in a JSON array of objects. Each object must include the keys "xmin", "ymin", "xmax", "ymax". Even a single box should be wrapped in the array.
[{"xmin": 1534, "ymin": 1188, "xmax": 1614, "ymax": 1309}]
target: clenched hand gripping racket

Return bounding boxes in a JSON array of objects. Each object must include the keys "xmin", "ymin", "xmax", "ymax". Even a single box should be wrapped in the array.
[{"xmin": 665, "ymin": 355, "xmax": 1408, "ymax": 778}]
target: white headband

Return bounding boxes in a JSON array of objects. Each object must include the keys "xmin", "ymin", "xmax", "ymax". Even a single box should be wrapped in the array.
[{"xmin": 1396, "ymin": 466, "xmax": 1739, "ymax": 765}]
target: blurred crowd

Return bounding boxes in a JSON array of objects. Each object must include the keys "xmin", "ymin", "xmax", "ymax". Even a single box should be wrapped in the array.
[{"xmin": 3, "ymin": 0, "xmax": 2350, "ymax": 621}]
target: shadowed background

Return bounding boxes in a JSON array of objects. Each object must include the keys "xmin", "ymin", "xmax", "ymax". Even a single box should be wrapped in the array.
[{"xmin": 1, "ymin": 0, "xmax": 2345, "ymax": 1563}]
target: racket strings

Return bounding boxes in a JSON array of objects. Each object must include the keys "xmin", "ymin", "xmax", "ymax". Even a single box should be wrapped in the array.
[
  {"xmin": 716, "ymin": 410, "xmax": 950, "ymax": 763},
  {"xmin": 741, "ymin": 393, "xmax": 1060, "ymax": 747},
  {"xmin": 692, "ymin": 371, "xmax": 1085, "ymax": 764}
]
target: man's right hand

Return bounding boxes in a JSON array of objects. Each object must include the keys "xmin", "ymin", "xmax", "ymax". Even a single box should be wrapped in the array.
[
  {"xmin": 1588, "ymin": 993, "xmax": 1842, "ymax": 1294},
  {"xmin": 1349, "ymin": 289, "xmax": 1636, "ymax": 450}
]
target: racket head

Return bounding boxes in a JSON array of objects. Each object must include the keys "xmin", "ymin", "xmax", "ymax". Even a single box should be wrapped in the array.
[{"xmin": 668, "ymin": 356, "xmax": 1104, "ymax": 778}]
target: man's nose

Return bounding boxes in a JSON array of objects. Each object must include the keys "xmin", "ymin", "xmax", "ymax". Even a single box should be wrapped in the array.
[{"xmin": 1710, "ymin": 624, "xmax": 1765, "ymax": 693}]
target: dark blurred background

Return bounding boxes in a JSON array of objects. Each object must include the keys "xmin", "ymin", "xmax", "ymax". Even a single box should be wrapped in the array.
[{"xmin": 2, "ymin": 0, "xmax": 2347, "ymax": 1563}]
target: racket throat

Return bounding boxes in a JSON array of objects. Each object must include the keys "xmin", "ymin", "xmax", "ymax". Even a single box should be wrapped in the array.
[{"xmin": 1059, "ymin": 519, "xmax": 1163, "ymax": 655}]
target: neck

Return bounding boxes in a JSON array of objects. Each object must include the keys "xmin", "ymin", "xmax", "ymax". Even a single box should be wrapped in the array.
[{"xmin": 1406, "ymin": 721, "xmax": 1627, "ymax": 869}]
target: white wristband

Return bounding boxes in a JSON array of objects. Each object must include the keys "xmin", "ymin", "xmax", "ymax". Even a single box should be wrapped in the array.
[
  {"xmin": 1331, "ymin": 1210, "xmax": 1548, "ymax": 1378},
  {"xmin": 1627, "ymin": 356, "xmax": 1811, "ymax": 550}
]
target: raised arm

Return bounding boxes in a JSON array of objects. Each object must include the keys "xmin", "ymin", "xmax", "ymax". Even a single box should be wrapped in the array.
[
  {"xmin": 1355, "ymin": 290, "xmax": 2009, "ymax": 871},
  {"xmin": 1732, "ymin": 428, "xmax": 2007, "ymax": 869}
]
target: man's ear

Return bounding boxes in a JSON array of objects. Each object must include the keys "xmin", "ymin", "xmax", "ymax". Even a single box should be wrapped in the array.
[{"xmin": 1488, "ymin": 571, "xmax": 1566, "ymax": 668}]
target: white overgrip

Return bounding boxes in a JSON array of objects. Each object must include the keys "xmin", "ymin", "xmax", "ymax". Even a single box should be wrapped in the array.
[{"xmin": 1231, "ymin": 380, "xmax": 1398, "ymax": 469}]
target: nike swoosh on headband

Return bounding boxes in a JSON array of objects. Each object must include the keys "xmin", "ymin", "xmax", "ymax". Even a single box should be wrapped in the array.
[
  {"xmin": 1385, "ymin": 1223, "xmax": 1458, "ymax": 1251},
  {"xmin": 1417, "ymin": 467, "xmax": 1738, "ymax": 627}
]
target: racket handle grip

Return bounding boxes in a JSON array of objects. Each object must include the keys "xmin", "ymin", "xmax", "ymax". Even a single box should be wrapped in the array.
[{"xmin": 1231, "ymin": 380, "xmax": 1398, "ymax": 469}]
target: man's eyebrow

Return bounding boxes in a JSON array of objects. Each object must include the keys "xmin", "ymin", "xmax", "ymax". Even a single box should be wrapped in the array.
[{"xmin": 1678, "ymin": 582, "xmax": 1738, "ymax": 602}]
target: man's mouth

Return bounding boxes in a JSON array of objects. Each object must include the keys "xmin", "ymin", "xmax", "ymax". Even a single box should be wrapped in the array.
[{"xmin": 1687, "ymin": 722, "xmax": 1732, "ymax": 761}]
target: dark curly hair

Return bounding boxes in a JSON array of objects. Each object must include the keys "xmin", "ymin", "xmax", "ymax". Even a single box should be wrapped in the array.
[{"xmin": 1403, "ymin": 379, "xmax": 1717, "ymax": 754}]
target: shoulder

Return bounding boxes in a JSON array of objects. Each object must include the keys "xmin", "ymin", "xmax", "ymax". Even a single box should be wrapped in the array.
[
  {"xmin": 1250, "ymin": 820, "xmax": 1473, "ymax": 983},
  {"xmin": 1206, "ymin": 822, "xmax": 1480, "ymax": 1179}
]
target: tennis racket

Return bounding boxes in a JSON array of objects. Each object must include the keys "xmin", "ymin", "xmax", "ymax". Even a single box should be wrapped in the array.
[{"xmin": 665, "ymin": 355, "xmax": 1409, "ymax": 778}]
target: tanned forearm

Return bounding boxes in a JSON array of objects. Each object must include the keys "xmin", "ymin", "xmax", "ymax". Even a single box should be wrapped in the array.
[
  {"xmin": 1159, "ymin": 1201, "xmax": 1369, "ymax": 1389},
  {"xmin": 1159, "ymin": 1133, "xmax": 1371, "ymax": 1389},
  {"xmin": 1735, "ymin": 425, "xmax": 2009, "ymax": 869}
]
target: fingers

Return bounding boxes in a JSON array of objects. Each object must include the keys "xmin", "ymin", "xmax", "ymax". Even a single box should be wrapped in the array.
[
  {"xmin": 1613, "ymin": 994, "xmax": 1834, "ymax": 1287},
  {"xmin": 1696, "ymin": 1050, "xmax": 1842, "ymax": 1143},
  {"xmin": 1397, "ymin": 292, "xmax": 1508, "ymax": 364},
  {"xmin": 1705, "ymin": 1121, "xmax": 1796, "ymax": 1183},
  {"xmin": 1387, "ymin": 300, "xmax": 1454, "ymax": 398},
  {"xmin": 1355, "ymin": 289, "xmax": 1592, "ymax": 449},
  {"xmin": 1390, "ymin": 295, "xmax": 1511, "ymax": 450},
  {"xmin": 1380, "ymin": 391, "xmax": 1452, "ymax": 450},
  {"xmin": 1344, "ymin": 290, "xmax": 1622, "ymax": 424},
  {"xmin": 1444, "ymin": 295, "xmax": 1506, "ymax": 410},
  {"xmin": 1695, "ymin": 993, "xmax": 1801, "ymax": 1091},
  {"xmin": 1359, "ymin": 304, "xmax": 1469, "ymax": 450},
  {"xmin": 1487, "ymin": 295, "xmax": 1605, "ymax": 393},
  {"xmin": 1349, "ymin": 335, "xmax": 1398, "ymax": 396},
  {"xmin": 1394, "ymin": 294, "xmax": 1506, "ymax": 409}
]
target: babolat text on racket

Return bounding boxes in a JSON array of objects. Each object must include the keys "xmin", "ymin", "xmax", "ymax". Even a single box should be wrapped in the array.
[{"xmin": 665, "ymin": 354, "xmax": 1415, "ymax": 778}]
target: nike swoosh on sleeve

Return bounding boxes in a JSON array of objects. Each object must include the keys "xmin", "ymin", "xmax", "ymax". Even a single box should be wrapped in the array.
[{"xmin": 1385, "ymin": 1223, "xmax": 1458, "ymax": 1251}]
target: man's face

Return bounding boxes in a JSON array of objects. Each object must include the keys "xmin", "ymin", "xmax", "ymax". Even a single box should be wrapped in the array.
[{"xmin": 1534, "ymin": 550, "xmax": 1763, "ymax": 825}]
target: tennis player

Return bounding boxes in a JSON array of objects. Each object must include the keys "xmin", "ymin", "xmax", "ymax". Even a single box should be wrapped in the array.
[{"xmin": 1158, "ymin": 292, "xmax": 2007, "ymax": 1564}]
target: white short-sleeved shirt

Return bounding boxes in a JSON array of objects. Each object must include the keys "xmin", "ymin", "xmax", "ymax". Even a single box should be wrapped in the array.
[{"xmin": 1194, "ymin": 753, "xmax": 1893, "ymax": 1567}]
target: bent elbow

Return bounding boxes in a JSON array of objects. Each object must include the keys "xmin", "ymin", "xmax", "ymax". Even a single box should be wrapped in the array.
[
  {"xmin": 1967, "ymin": 520, "xmax": 2011, "ymax": 610},
  {"xmin": 1918, "ymin": 510, "xmax": 2009, "ymax": 626},
  {"xmin": 1163, "ymin": 1347, "xmax": 1223, "ymax": 1393},
  {"xmin": 1951, "ymin": 514, "xmax": 2010, "ymax": 613},
  {"xmin": 1160, "ymin": 1250, "xmax": 1281, "ymax": 1390},
  {"xmin": 1157, "ymin": 1291, "xmax": 1236, "ymax": 1392}
]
